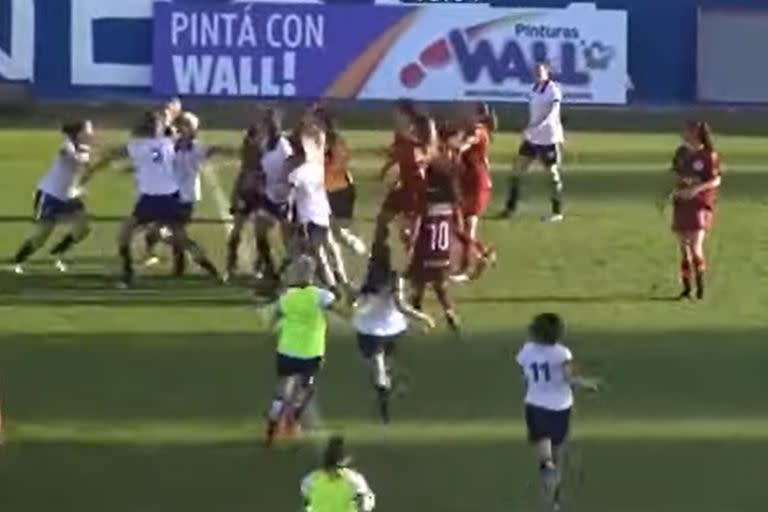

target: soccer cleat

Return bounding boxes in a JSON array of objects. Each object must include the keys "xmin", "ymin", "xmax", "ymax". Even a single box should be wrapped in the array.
[
  {"xmin": 11, "ymin": 264, "xmax": 24, "ymax": 275},
  {"xmin": 541, "ymin": 213, "xmax": 565, "ymax": 223},
  {"xmin": 115, "ymin": 280, "xmax": 131, "ymax": 290},
  {"xmin": 54, "ymin": 259, "xmax": 69, "ymax": 273},
  {"xmin": 445, "ymin": 310, "xmax": 461, "ymax": 334},
  {"xmin": 143, "ymin": 256, "xmax": 161, "ymax": 268},
  {"xmin": 449, "ymin": 273, "xmax": 470, "ymax": 284}
]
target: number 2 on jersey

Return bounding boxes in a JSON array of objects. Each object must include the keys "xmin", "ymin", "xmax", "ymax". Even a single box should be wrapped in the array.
[
  {"xmin": 529, "ymin": 362, "xmax": 551, "ymax": 383},
  {"xmin": 427, "ymin": 220, "xmax": 450, "ymax": 251}
]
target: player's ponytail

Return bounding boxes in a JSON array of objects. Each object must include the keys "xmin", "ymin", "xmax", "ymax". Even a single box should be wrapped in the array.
[
  {"xmin": 133, "ymin": 111, "xmax": 161, "ymax": 137},
  {"xmin": 476, "ymin": 102, "xmax": 497, "ymax": 135},
  {"xmin": 263, "ymin": 108, "xmax": 282, "ymax": 152},
  {"xmin": 361, "ymin": 242, "xmax": 393, "ymax": 295},
  {"xmin": 698, "ymin": 121, "xmax": 714, "ymax": 153},
  {"xmin": 61, "ymin": 120, "xmax": 87, "ymax": 142}
]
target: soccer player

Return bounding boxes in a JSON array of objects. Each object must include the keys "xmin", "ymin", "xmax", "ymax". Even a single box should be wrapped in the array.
[
  {"xmin": 225, "ymin": 122, "xmax": 266, "ymax": 280},
  {"xmin": 300, "ymin": 435, "xmax": 376, "ymax": 512},
  {"xmin": 668, "ymin": 121, "xmax": 722, "ymax": 299},
  {"xmin": 354, "ymin": 242, "xmax": 434, "ymax": 423},
  {"xmin": 516, "ymin": 313, "xmax": 599, "ymax": 511},
  {"xmin": 407, "ymin": 123, "xmax": 463, "ymax": 332},
  {"xmin": 108, "ymin": 111, "xmax": 220, "ymax": 287},
  {"xmin": 455, "ymin": 102, "xmax": 497, "ymax": 278},
  {"xmin": 262, "ymin": 255, "xmax": 339, "ymax": 446},
  {"xmin": 502, "ymin": 62, "xmax": 565, "ymax": 222},
  {"xmin": 11, "ymin": 120, "xmax": 95, "ymax": 274},
  {"xmin": 375, "ymin": 100, "xmax": 432, "ymax": 248}
]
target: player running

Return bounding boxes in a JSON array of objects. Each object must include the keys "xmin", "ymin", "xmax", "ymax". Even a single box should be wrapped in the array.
[
  {"xmin": 667, "ymin": 121, "xmax": 722, "ymax": 299},
  {"xmin": 300, "ymin": 435, "xmax": 376, "ymax": 512},
  {"xmin": 261, "ymin": 255, "xmax": 340, "ymax": 446},
  {"xmin": 502, "ymin": 62, "xmax": 566, "ymax": 222},
  {"xmin": 108, "ymin": 111, "xmax": 220, "ymax": 287},
  {"xmin": 407, "ymin": 120, "xmax": 463, "ymax": 332},
  {"xmin": 354, "ymin": 242, "xmax": 434, "ymax": 423},
  {"xmin": 516, "ymin": 313, "xmax": 599, "ymax": 511},
  {"xmin": 11, "ymin": 120, "xmax": 95, "ymax": 274}
]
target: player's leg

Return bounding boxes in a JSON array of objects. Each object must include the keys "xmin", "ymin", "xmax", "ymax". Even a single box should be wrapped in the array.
[
  {"xmin": 691, "ymin": 228, "xmax": 707, "ymax": 299},
  {"xmin": 543, "ymin": 145, "xmax": 564, "ymax": 222},
  {"xmin": 169, "ymin": 223, "xmax": 221, "ymax": 281},
  {"xmin": 254, "ymin": 214, "xmax": 277, "ymax": 280},
  {"xmin": 266, "ymin": 362, "xmax": 296, "ymax": 445},
  {"xmin": 49, "ymin": 207, "xmax": 91, "ymax": 272},
  {"xmin": 116, "ymin": 216, "xmax": 140, "ymax": 287},
  {"xmin": 225, "ymin": 212, "xmax": 247, "ymax": 280},
  {"xmin": 676, "ymin": 232, "xmax": 694, "ymax": 299},
  {"xmin": 323, "ymin": 226, "xmax": 352, "ymax": 299},
  {"xmin": 306, "ymin": 224, "xmax": 337, "ymax": 290},
  {"xmin": 358, "ymin": 334, "xmax": 393, "ymax": 423},
  {"xmin": 143, "ymin": 223, "xmax": 162, "ymax": 267},
  {"xmin": 330, "ymin": 185, "xmax": 366, "ymax": 255},
  {"xmin": 432, "ymin": 279, "xmax": 460, "ymax": 332},
  {"xmin": 526, "ymin": 405, "xmax": 562, "ymax": 508},
  {"xmin": 410, "ymin": 279, "xmax": 426, "ymax": 311},
  {"xmin": 12, "ymin": 221, "xmax": 54, "ymax": 272},
  {"xmin": 501, "ymin": 143, "xmax": 535, "ymax": 217},
  {"xmin": 290, "ymin": 358, "xmax": 322, "ymax": 429}
]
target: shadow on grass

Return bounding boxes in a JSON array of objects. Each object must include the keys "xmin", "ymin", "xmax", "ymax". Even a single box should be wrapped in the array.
[{"xmin": 458, "ymin": 293, "xmax": 682, "ymax": 305}]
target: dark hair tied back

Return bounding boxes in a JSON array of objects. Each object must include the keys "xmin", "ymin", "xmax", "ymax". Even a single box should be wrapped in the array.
[{"xmin": 61, "ymin": 120, "xmax": 87, "ymax": 142}]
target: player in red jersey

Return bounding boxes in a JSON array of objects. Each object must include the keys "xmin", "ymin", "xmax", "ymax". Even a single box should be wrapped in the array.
[
  {"xmin": 407, "ymin": 126, "xmax": 463, "ymax": 332},
  {"xmin": 667, "ymin": 121, "xmax": 722, "ymax": 299},
  {"xmin": 374, "ymin": 100, "xmax": 433, "ymax": 248},
  {"xmin": 454, "ymin": 102, "xmax": 497, "ymax": 279}
]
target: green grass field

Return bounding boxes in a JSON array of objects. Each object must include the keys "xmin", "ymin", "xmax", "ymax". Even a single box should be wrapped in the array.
[{"xmin": 0, "ymin": 126, "xmax": 767, "ymax": 512}]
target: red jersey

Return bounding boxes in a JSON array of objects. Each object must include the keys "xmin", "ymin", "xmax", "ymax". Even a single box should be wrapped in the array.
[
  {"xmin": 461, "ymin": 124, "xmax": 492, "ymax": 191},
  {"xmin": 412, "ymin": 202, "xmax": 456, "ymax": 269},
  {"xmin": 672, "ymin": 145, "xmax": 719, "ymax": 209},
  {"xmin": 389, "ymin": 132, "xmax": 423, "ymax": 190}
]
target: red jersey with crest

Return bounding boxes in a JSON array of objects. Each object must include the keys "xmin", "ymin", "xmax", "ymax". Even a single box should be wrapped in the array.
[
  {"xmin": 412, "ymin": 202, "xmax": 455, "ymax": 270},
  {"xmin": 389, "ymin": 132, "xmax": 424, "ymax": 191},
  {"xmin": 672, "ymin": 145, "xmax": 719, "ymax": 209},
  {"xmin": 461, "ymin": 124, "xmax": 492, "ymax": 191}
]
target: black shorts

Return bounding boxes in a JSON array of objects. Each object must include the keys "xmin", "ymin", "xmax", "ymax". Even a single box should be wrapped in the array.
[
  {"xmin": 356, "ymin": 332, "xmax": 401, "ymax": 359},
  {"xmin": 328, "ymin": 185, "xmax": 356, "ymax": 220},
  {"xmin": 276, "ymin": 353, "xmax": 323, "ymax": 378},
  {"xmin": 300, "ymin": 222, "xmax": 330, "ymax": 250},
  {"xmin": 518, "ymin": 140, "xmax": 560, "ymax": 167},
  {"xmin": 258, "ymin": 195, "xmax": 289, "ymax": 221},
  {"xmin": 525, "ymin": 404, "xmax": 571, "ymax": 447},
  {"xmin": 230, "ymin": 194, "xmax": 260, "ymax": 216},
  {"xmin": 178, "ymin": 202, "xmax": 195, "ymax": 224}
]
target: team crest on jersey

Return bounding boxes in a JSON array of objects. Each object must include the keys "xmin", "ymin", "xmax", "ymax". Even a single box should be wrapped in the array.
[
  {"xmin": 151, "ymin": 148, "xmax": 163, "ymax": 163},
  {"xmin": 692, "ymin": 159, "xmax": 704, "ymax": 172}
]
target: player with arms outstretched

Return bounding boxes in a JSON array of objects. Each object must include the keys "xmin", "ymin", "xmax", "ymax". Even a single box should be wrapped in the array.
[
  {"xmin": 516, "ymin": 313, "xmax": 599, "ymax": 511},
  {"xmin": 667, "ymin": 121, "xmax": 722, "ymax": 299}
]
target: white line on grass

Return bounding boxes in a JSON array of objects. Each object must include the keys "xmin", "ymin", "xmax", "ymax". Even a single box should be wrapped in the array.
[{"xmin": 201, "ymin": 164, "xmax": 329, "ymax": 450}]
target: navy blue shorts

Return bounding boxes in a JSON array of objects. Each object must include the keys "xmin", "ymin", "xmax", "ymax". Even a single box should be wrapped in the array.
[
  {"xmin": 356, "ymin": 332, "xmax": 401, "ymax": 359},
  {"xmin": 525, "ymin": 404, "xmax": 571, "ymax": 447},
  {"xmin": 178, "ymin": 202, "xmax": 195, "ymax": 224},
  {"xmin": 276, "ymin": 353, "xmax": 323, "ymax": 378},
  {"xmin": 518, "ymin": 141, "xmax": 560, "ymax": 167},
  {"xmin": 259, "ymin": 195, "xmax": 289, "ymax": 221},
  {"xmin": 34, "ymin": 190, "xmax": 84, "ymax": 222},
  {"xmin": 133, "ymin": 192, "xmax": 181, "ymax": 225}
]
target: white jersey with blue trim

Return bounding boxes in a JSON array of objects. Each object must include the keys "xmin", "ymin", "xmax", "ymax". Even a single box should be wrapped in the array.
[
  {"xmin": 127, "ymin": 137, "xmax": 179, "ymax": 195},
  {"xmin": 261, "ymin": 136, "xmax": 293, "ymax": 204},
  {"xmin": 37, "ymin": 139, "xmax": 90, "ymax": 200},
  {"xmin": 174, "ymin": 139, "xmax": 207, "ymax": 203},
  {"xmin": 516, "ymin": 341, "xmax": 573, "ymax": 411}
]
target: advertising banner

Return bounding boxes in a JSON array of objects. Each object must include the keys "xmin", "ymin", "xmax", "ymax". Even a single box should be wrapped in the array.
[{"xmin": 153, "ymin": 2, "xmax": 628, "ymax": 103}]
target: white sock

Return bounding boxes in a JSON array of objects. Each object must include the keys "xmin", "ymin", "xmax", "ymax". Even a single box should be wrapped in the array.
[
  {"xmin": 373, "ymin": 353, "xmax": 390, "ymax": 389},
  {"xmin": 268, "ymin": 398, "xmax": 284, "ymax": 421}
]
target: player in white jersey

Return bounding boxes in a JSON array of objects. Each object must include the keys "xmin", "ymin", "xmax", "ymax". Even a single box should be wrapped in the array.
[
  {"xmin": 286, "ymin": 116, "xmax": 339, "ymax": 292},
  {"xmin": 502, "ymin": 62, "xmax": 566, "ymax": 222},
  {"xmin": 108, "ymin": 111, "xmax": 221, "ymax": 287},
  {"xmin": 11, "ymin": 120, "xmax": 95, "ymax": 274},
  {"xmin": 354, "ymin": 242, "xmax": 433, "ymax": 423},
  {"xmin": 516, "ymin": 313, "xmax": 599, "ymax": 511},
  {"xmin": 146, "ymin": 112, "xmax": 233, "ymax": 274}
]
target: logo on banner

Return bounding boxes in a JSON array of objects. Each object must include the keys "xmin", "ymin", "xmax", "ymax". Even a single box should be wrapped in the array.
[
  {"xmin": 398, "ymin": 15, "xmax": 617, "ymax": 92},
  {"xmin": 0, "ymin": 0, "xmax": 34, "ymax": 81}
]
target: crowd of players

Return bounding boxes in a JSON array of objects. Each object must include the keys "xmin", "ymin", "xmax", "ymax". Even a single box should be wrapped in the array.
[{"xmin": 5, "ymin": 60, "xmax": 722, "ymax": 512}]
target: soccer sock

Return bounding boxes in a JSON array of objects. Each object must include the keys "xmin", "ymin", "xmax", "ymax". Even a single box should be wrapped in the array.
[
  {"xmin": 338, "ymin": 227, "xmax": 366, "ymax": 254},
  {"xmin": 268, "ymin": 397, "xmax": 285, "ymax": 422},
  {"xmin": 49, "ymin": 234, "xmax": 75, "ymax": 256},
  {"xmin": 145, "ymin": 230, "xmax": 160, "ymax": 256},
  {"xmin": 226, "ymin": 234, "xmax": 240, "ymax": 272},
  {"xmin": 550, "ymin": 174, "xmax": 564, "ymax": 215},
  {"xmin": 539, "ymin": 459, "xmax": 559, "ymax": 498},
  {"xmin": 693, "ymin": 254, "xmax": 706, "ymax": 297},
  {"xmin": 255, "ymin": 234, "xmax": 276, "ymax": 277},
  {"xmin": 292, "ymin": 379, "xmax": 316, "ymax": 422},
  {"xmin": 680, "ymin": 258, "xmax": 692, "ymax": 294},
  {"xmin": 505, "ymin": 177, "xmax": 521, "ymax": 212},
  {"xmin": 372, "ymin": 352, "xmax": 391, "ymax": 390},
  {"xmin": 118, "ymin": 245, "xmax": 133, "ymax": 284},
  {"xmin": 13, "ymin": 240, "xmax": 37, "ymax": 264},
  {"xmin": 172, "ymin": 246, "xmax": 186, "ymax": 276}
]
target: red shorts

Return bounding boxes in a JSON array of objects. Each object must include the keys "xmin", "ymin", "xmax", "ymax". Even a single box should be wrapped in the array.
[
  {"xmin": 672, "ymin": 202, "xmax": 714, "ymax": 232},
  {"xmin": 461, "ymin": 187, "xmax": 491, "ymax": 217},
  {"xmin": 382, "ymin": 183, "xmax": 424, "ymax": 216}
]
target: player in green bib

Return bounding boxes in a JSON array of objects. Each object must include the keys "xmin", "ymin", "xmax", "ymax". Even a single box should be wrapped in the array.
[
  {"xmin": 262, "ymin": 255, "xmax": 339, "ymax": 445},
  {"xmin": 301, "ymin": 435, "xmax": 376, "ymax": 512}
]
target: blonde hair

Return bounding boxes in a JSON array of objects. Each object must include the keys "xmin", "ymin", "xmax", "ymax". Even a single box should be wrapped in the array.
[{"xmin": 178, "ymin": 111, "xmax": 200, "ymax": 133}]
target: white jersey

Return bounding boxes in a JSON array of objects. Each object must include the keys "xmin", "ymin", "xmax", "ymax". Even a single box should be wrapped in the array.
[
  {"xmin": 516, "ymin": 341, "xmax": 573, "ymax": 411},
  {"xmin": 354, "ymin": 286, "xmax": 408, "ymax": 337},
  {"xmin": 174, "ymin": 139, "xmax": 207, "ymax": 203},
  {"xmin": 289, "ymin": 160, "xmax": 330, "ymax": 226},
  {"xmin": 524, "ymin": 80, "xmax": 564, "ymax": 145},
  {"xmin": 37, "ymin": 139, "xmax": 90, "ymax": 199},
  {"xmin": 261, "ymin": 136, "xmax": 293, "ymax": 204},
  {"xmin": 301, "ymin": 467, "xmax": 376, "ymax": 512},
  {"xmin": 127, "ymin": 137, "xmax": 179, "ymax": 196}
]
